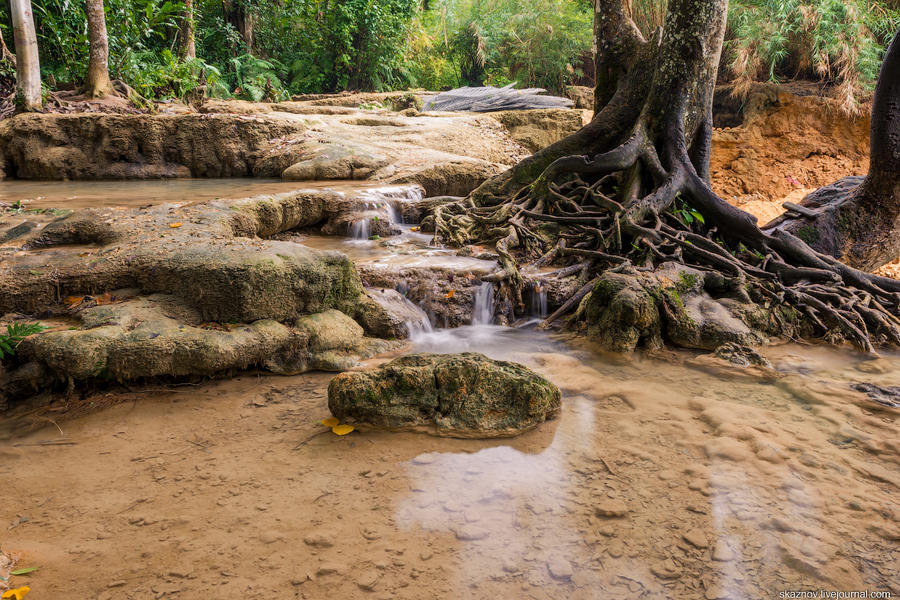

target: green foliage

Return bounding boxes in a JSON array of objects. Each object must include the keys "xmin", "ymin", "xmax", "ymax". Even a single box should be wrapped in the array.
[
  {"xmin": 0, "ymin": 322, "xmax": 46, "ymax": 360},
  {"xmin": 32, "ymin": 0, "xmax": 183, "ymax": 85},
  {"xmin": 5, "ymin": 0, "xmax": 899, "ymax": 105},
  {"xmin": 228, "ymin": 53, "xmax": 287, "ymax": 101},
  {"xmin": 673, "ymin": 195, "xmax": 706, "ymax": 226},
  {"xmin": 118, "ymin": 50, "xmax": 227, "ymax": 100},
  {"xmin": 256, "ymin": 0, "xmax": 418, "ymax": 93},
  {"xmin": 728, "ymin": 0, "xmax": 900, "ymax": 111},
  {"xmin": 406, "ymin": 0, "xmax": 593, "ymax": 94}
]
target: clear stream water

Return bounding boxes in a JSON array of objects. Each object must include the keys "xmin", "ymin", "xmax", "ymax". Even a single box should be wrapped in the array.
[{"xmin": 0, "ymin": 179, "xmax": 898, "ymax": 598}]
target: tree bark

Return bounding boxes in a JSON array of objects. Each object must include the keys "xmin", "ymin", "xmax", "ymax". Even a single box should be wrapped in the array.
[
  {"xmin": 179, "ymin": 0, "xmax": 197, "ymax": 60},
  {"xmin": 85, "ymin": 0, "xmax": 113, "ymax": 97},
  {"xmin": 768, "ymin": 32, "xmax": 900, "ymax": 271},
  {"xmin": 9, "ymin": 0, "xmax": 40, "ymax": 111}
]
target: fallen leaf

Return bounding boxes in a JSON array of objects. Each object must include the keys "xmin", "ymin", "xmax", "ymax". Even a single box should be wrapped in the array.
[
  {"xmin": 320, "ymin": 417, "xmax": 339, "ymax": 427},
  {"xmin": 2, "ymin": 587, "xmax": 30, "ymax": 600},
  {"xmin": 169, "ymin": 222, "xmax": 183, "ymax": 228},
  {"xmin": 445, "ymin": 290, "xmax": 456, "ymax": 299},
  {"xmin": 332, "ymin": 424, "xmax": 355, "ymax": 436},
  {"xmin": 9, "ymin": 568, "xmax": 38, "ymax": 576}
]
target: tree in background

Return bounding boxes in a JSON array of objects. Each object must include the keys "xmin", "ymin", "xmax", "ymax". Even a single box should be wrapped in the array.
[
  {"xmin": 10, "ymin": 0, "xmax": 40, "ymax": 110},
  {"xmin": 0, "ymin": 18, "xmax": 15, "ymax": 65},
  {"xmin": 179, "ymin": 0, "xmax": 196, "ymax": 60},
  {"xmin": 85, "ymin": 0, "xmax": 113, "ymax": 97},
  {"xmin": 0, "ymin": 0, "xmax": 897, "ymax": 105},
  {"xmin": 223, "ymin": 0, "xmax": 254, "ymax": 52}
]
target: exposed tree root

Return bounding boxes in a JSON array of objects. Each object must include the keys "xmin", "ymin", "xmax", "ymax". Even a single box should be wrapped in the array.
[{"xmin": 431, "ymin": 130, "xmax": 900, "ymax": 354}]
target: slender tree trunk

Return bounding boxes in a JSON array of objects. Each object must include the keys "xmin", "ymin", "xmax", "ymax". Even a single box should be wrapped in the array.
[
  {"xmin": 9, "ymin": 0, "xmax": 40, "ymax": 111},
  {"xmin": 179, "ymin": 0, "xmax": 196, "ymax": 60},
  {"xmin": 85, "ymin": 0, "xmax": 113, "ymax": 97},
  {"xmin": 769, "ymin": 33, "xmax": 900, "ymax": 271}
]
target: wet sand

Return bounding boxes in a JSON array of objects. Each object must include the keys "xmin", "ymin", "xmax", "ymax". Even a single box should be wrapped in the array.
[{"xmin": 1, "ymin": 328, "xmax": 898, "ymax": 599}]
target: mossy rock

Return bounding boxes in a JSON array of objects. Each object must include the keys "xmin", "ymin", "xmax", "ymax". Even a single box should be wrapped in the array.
[{"xmin": 328, "ymin": 352, "xmax": 561, "ymax": 438}]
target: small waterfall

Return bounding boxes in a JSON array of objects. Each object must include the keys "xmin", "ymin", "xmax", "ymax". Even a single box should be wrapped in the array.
[
  {"xmin": 384, "ymin": 202, "xmax": 400, "ymax": 225},
  {"xmin": 366, "ymin": 287, "xmax": 434, "ymax": 340},
  {"xmin": 473, "ymin": 282, "xmax": 495, "ymax": 326},
  {"xmin": 356, "ymin": 185, "xmax": 424, "ymax": 226},
  {"xmin": 530, "ymin": 282, "xmax": 548, "ymax": 318},
  {"xmin": 405, "ymin": 299, "xmax": 434, "ymax": 339},
  {"xmin": 349, "ymin": 219, "xmax": 370, "ymax": 240}
]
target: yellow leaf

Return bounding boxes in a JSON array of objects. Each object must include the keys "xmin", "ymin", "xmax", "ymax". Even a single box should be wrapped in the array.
[
  {"xmin": 64, "ymin": 296, "xmax": 84, "ymax": 306},
  {"xmin": 169, "ymin": 222, "xmax": 183, "ymax": 228},
  {"xmin": 445, "ymin": 290, "xmax": 455, "ymax": 299},
  {"xmin": 332, "ymin": 424, "xmax": 355, "ymax": 436},
  {"xmin": 320, "ymin": 417, "xmax": 339, "ymax": 427},
  {"xmin": 2, "ymin": 587, "xmax": 30, "ymax": 600}
]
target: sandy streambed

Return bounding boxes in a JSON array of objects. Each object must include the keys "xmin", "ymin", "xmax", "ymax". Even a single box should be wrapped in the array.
[{"xmin": 1, "ymin": 327, "xmax": 898, "ymax": 599}]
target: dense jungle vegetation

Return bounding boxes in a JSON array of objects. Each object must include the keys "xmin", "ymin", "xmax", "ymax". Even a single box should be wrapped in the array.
[{"xmin": 0, "ymin": 0, "xmax": 898, "ymax": 110}]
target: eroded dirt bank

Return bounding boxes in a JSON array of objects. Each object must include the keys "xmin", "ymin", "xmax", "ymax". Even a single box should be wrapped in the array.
[
  {"xmin": 1, "ymin": 331, "xmax": 898, "ymax": 599},
  {"xmin": 710, "ymin": 85, "xmax": 870, "ymax": 225}
]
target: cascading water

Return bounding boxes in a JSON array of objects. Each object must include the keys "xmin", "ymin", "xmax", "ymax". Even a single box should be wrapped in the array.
[
  {"xmin": 530, "ymin": 282, "xmax": 548, "ymax": 318},
  {"xmin": 404, "ymin": 298, "xmax": 434, "ymax": 339},
  {"xmin": 356, "ymin": 185, "xmax": 424, "ymax": 227},
  {"xmin": 349, "ymin": 219, "xmax": 370, "ymax": 240},
  {"xmin": 365, "ymin": 287, "xmax": 434, "ymax": 340},
  {"xmin": 472, "ymin": 282, "xmax": 495, "ymax": 326}
]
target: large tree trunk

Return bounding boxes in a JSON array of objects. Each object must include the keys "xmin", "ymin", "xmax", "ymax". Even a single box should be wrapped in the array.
[
  {"xmin": 9, "ymin": 0, "xmax": 40, "ymax": 111},
  {"xmin": 223, "ymin": 0, "xmax": 254, "ymax": 51},
  {"xmin": 85, "ymin": 0, "xmax": 113, "ymax": 98},
  {"xmin": 179, "ymin": 0, "xmax": 197, "ymax": 60},
  {"xmin": 768, "ymin": 34, "xmax": 900, "ymax": 272},
  {"xmin": 430, "ymin": 0, "xmax": 900, "ymax": 352}
]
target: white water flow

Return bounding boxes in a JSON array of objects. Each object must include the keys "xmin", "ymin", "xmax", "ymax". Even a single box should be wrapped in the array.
[
  {"xmin": 403, "ymin": 297, "xmax": 434, "ymax": 338},
  {"xmin": 472, "ymin": 282, "xmax": 495, "ymax": 326},
  {"xmin": 359, "ymin": 185, "xmax": 424, "ymax": 227},
  {"xmin": 365, "ymin": 288, "xmax": 434, "ymax": 340},
  {"xmin": 531, "ymin": 282, "xmax": 548, "ymax": 318},
  {"xmin": 349, "ymin": 219, "xmax": 371, "ymax": 240}
]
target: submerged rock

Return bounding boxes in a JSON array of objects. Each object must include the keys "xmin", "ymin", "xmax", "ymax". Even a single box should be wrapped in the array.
[
  {"xmin": 713, "ymin": 342, "xmax": 772, "ymax": 367},
  {"xmin": 327, "ymin": 352, "xmax": 561, "ymax": 438}
]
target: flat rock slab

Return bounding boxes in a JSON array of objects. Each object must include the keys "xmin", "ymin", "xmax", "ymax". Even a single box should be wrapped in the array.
[{"xmin": 327, "ymin": 352, "xmax": 561, "ymax": 438}]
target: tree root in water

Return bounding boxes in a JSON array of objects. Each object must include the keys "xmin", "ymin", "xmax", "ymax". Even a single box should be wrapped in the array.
[{"xmin": 431, "ymin": 134, "xmax": 900, "ymax": 354}]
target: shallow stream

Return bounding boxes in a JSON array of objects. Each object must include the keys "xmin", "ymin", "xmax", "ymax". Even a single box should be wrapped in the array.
[{"xmin": 0, "ymin": 179, "xmax": 898, "ymax": 599}]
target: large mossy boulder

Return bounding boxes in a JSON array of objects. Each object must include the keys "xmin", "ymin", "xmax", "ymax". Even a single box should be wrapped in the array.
[
  {"xmin": 581, "ymin": 262, "xmax": 767, "ymax": 351},
  {"xmin": 327, "ymin": 352, "xmax": 561, "ymax": 438}
]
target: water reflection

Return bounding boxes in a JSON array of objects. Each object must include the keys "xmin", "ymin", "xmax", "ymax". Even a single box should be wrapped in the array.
[
  {"xmin": 0, "ymin": 177, "xmax": 371, "ymax": 209},
  {"xmin": 384, "ymin": 326, "xmax": 900, "ymax": 597}
]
